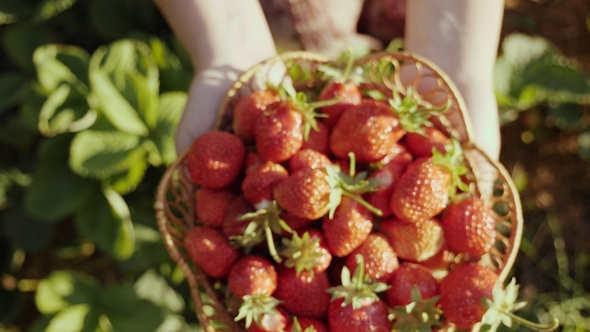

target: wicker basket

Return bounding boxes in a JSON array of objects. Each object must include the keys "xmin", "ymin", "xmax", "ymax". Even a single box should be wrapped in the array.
[{"xmin": 154, "ymin": 51, "xmax": 523, "ymax": 332}]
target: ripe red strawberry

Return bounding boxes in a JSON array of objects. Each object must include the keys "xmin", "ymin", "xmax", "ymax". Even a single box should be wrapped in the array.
[
  {"xmin": 330, "ymin": 99, "xmax": 404, "ymax": 163},
  {"xmin": 379, "ymin": 218, "xmax": 444, "ymax": 262},
  {"xmin": 285, "ymin": 317, "xmax": 328, "ymax": 332},
  {"xmin": 242, "ymin": 161, "xmax": 289, "ymax": 209},
  {"xmin": 273, "ymin": 168, "xmax": 331, "ymax": 220},
  {"xmin": 344, "ymin": 233, "xmax": 399, "ymax": 282},
  {"xmin": 281, "ymin": 228, "xmax": 332, "ymax": 274},
  {"xmin": 233, "ymin": 89, "xmax": 281, "ymax": 142},
  {"xmin": 364, "ymin": 150, "xmax": 413, "ymax": 217},
  {"xmin": 405, "ymin": 126, "xmax": 451, "ymax": 158},
  {"xmin": 390, "ymin": 140, "xmax": 469, "ymax": 223},
  {"xmin": 254, "ymin": 101, "xmax": 304, "ymax": 162},
  {"xmin": 319, "ymin": 80, "xmax": 362, "ymax": 129},
  {"xmin": 187, "ymin": 131, "xmax": 246, "ymax": 189},
  {"xmin": 440, "ymin": 197, "xmax": 496, "ymax": 259},
  {"xmin": 228, "ymin": 255, "xmax": 278, "ymax": 299},
  {"xmin": 327, "ymin": 256, "xmax": 390, "ymax": 332},
  {"xmin": 385, "ymin": 262, "xmax": 439, "ymax": 307},
  {"xmin": 322, "ymin": 195, "xmax": 373, "ymax": 257},
  {"xmin": 184, "ymin": 226, "xmax": 240, "ymax": 278},
  {"xmin": 328, "ymin": 298, "xmax": 390, "ymax": 332},
  {"xmin": 439, "ymin": 263, "xmax": 498, "ymax": 329},
  {"xmin": 390, "ymin": 156, "xmax": 451, "ymax": 223},
  {"xmin": 301, "ymin": 120, "xmax": 330, "ymax": 155},
  {"xmin": 289, "ymin": 149, "xmax": 332, "ymax": 173},
  {"xmin": 194, "ymin": 187, "xmax": 235, "ymax": 227},
  {"xmin": 273, "ymin": 269, "xmax": 331, "ymax": 318}
]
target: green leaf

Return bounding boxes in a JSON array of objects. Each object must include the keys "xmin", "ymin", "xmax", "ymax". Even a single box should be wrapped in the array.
[
  {"xmin": 105, "ymin": 157, "xmax": 148, "ymax": 195},
  {"xmin": 38, "ymin": 84, "xmax": 96, "ymax": 136},
  {"xmin": 0, "ymin": 72, "xmax": 29, "ymax": 115},
  {"xmin": 24, "ymin": 135, "xmax": 96, "ymax": 222},
  {"xmin": 577, "ymin": 130, "xmax": 590, "ymax": 160},
  {"xmin": 45, "ymin": 304, "xmax": 91, "ymax": 332},
  {"xmin": 35, "ymin": 271, "xmax": 99, "ymax": 315},
  {"xmin": 32, "ymin": 0, "xmax": 76, "ymax": 22},
  {"xmin": 0, "ymin": 284, "xmax": 21, "ymax": 323},
  {"xmin": 88, "ymin": 42, "xmax": 150, "ymax": 136},
  {"xmin": 0, "ymin": 113, "xmax": 38, "ymax": 152},
  {"xmin": 100, "ymin": 282, "xmax": 164, "ymax": 332},
  {"xmin": 69, "ymin": 129, "xmax": 145, "ymax": 179},
  {"xmin": 151, "ymin": 92, "xmax": 187, "ymax": 165},
  {"xmin": 2, "ymin": 21, "xmax": 51, "ymax": 72},
  {"xmin": 134, "ymin": 269, "xmax": 185, "ymax": 312},
  {"xmin": 33, "ymin": 44, "xmax": 90, "ymax": 94},
  {"xmin": 117, "ymin": 224, "xmax": 171, "ymax": 274},
  {"xmin": 1, "ymin": 204, "xmax": 55, "ymax": 251},
  {"xmin": 150, "ymin": 38, "xmax": 193, "ymax": 93},
  {"xmin": 74, "ymin": 187, "xmax": 135, "ymax": 260}
]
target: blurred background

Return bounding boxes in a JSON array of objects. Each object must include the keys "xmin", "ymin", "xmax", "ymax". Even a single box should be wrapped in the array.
[{"xmin": 0, "ymin": 0, "xmax": 589, "ymax": 331}]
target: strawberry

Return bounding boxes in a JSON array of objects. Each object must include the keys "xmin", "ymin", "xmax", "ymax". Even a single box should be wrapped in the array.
[
  {"xmin": 344, "ymin": 233, "xmax": 399, "ymax": 282},
  {"xmin": 421, "ymin": 244, "xmax": 454, "ymax": 279},
  {"xmin": 317, "ymin": 54, "xmax": 363, "ymax": 129},
  {"xmin": 273, "ymin": 269, "xmax": 331, "ymax": 318},
  {"xmin": 273, "ymin": 168, "xmax": 332, "ymax": 220},
  {"xmin": 285, "ymin": 317, "xmax": 328, "ymax": 332},
  {"xmin": 364, "ymin": 150, "xmax": 413, "ymax": 217},
  {"xmin": 187, "ymin": 131, "xmax": 246, "ymax": 189},
  {"xmin": 228, "ymin": 255, "xmax": 278, "ymax": 299},
  {"xmin": 194, "ymin": 187, "xmax": 236, "ymax": 227},
  {"xmin": 322, "ymin": 195, "xmax": 374, "ymax": 257},
  {"xmin": 319, "ymin": 81, "xmax": 362, "ymax": 129},
  {"xmin": 440, "ymin": 197, "xmax": 496, "ymax": 259},
  {"xmin": 255, "ymin": 101, "xmax": 304, "ymax": 163},
  {"xmin": 280, "ymin": 228, "xmax": 332, "ymax": 274},
  {"xmin": 233, "ymin": 89, "xmax": 281, "ymax": 142},
  {"xmin": 184, "ymin": 226, "xmax": 240, "ymax": 278},
  {"xmin": 288, "ymin": 149, "xmax": 332, "ymax": 173},
  {"xmin": 405, "ymin": 126, "xmax": 451, "ymax": 158},
  {"xmin": 301, "ymin": 120, "xmax": 330, "ymax": 155},
  {"xmin": 389, "ymin": 156, "xmax": 451, "ymax": 223},
  {"xmin": 327, "ymin": 256, "xmax": 390, "ymax": 332},
  {"xmin": 379, "ymin": 218, "xmax": 444, "ymax": 262},
  {"xmin": 242, "ymin": 161, "xmax": 289, "ymax": 209},
  {"xmin": 385, "ymin": 262, "xmax": 439, "ymax": 307},
  {"xmin": 329, "ymin": 99, "xmax": 404, "ymax": 163},
  {"xmin": 439, "ymin": 263, "xmax": 498, "ymax": 329}
]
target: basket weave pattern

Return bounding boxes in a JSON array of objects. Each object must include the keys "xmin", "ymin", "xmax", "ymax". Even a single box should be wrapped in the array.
[{"xmin": 155, "ymin": 51, "xmax": 523, "ymax": 332}]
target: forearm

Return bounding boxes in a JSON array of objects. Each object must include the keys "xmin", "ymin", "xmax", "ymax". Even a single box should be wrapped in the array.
[
  {"xmin": 153, "ymin": 0, "xmax": 277, "ymax": 71},
  {"xmin": 405, "ymin": 0, "xmax": 504, "ymax": 158}
]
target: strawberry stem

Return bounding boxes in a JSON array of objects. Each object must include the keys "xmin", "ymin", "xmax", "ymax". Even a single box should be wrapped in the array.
[
  {"xmin": 341, "ymin": 48, "xmax": 355, "ymax": 82},
  {"xmin": 341, "ymin": 190, "xmax": 383, "ymax": 216}
]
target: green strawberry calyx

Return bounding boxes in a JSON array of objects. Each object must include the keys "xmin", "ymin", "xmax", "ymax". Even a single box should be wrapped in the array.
[
  {"xmin": 280, "ymin": 231, "xmax": 324, "ymax": 276},
  {"xmin": 327, "ymin": 255, "xmax": 389, "ymax": 310},
  {"xmin": 234, "ymin": 293, "xmax": 281, "ymax": 329},
  {"xmin": 325, "ymin": 152, "xmax": 383, "ymax": 218},
  {"xmin": 480, "ymin": 278, "xmax": 559, "ymax": 332},
  {"xmin": 388, "ymin": 87, "xmax": 451, "ymax": 135},
  {"xmin": 280, "ymin": 82, "xmax": 342, "ymax": 141},
  {"xmin": 236, "ymin": 201, "xmax": 293, "ymax": 263},
  {"xmin": 390, "ymin": 286, "xmax": 443, "ymax": 332},
  {"xmin": 431, "ymin": 139, "xmax": 470, "ymax": 198},
  {"xmin": 317, "ymin": 48, "xmax": 365, "ymax": 86}
]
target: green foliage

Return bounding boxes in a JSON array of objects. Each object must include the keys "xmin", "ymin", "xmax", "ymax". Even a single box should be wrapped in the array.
[{"xmin": 0, "ymin": 1, "xmax": 194, "ymax": 330}]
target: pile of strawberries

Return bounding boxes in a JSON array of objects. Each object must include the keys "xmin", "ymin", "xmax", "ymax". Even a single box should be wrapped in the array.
[{"xmin": 180, "ymin": 59, "xmax": 540, "ymax": 332}]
